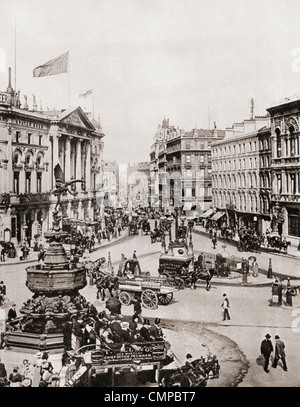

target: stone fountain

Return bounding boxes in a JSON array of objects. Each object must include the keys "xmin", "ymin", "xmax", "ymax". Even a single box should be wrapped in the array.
[{"xmin": 6, "ymin": 164, "xmax": 89, "ymax": 353}]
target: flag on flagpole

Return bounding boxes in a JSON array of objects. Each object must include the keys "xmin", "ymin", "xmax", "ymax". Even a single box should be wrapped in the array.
[
  {"xmin": 79, "ymin": 89, "xmax": 93, "ymax": 98},
  {"xmin": 33, "ymin": 52, "xmax": 69, "ymax": 77}
]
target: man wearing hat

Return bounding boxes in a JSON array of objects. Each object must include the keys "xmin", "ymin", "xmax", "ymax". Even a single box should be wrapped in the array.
[
  {"xmin": 140, "ymin": 319, "xmax": 153, "ymax": 341},
  {"xmin": 260, "ymin": 334, "xmax": 274, "ymax": 373},
  {"xmin": 7, "ymin": 303, "xmax": 17, "ymax": 323},
  {"xmin": 272, "ymin": 335, "xmax": 287, "ymax": 371}
]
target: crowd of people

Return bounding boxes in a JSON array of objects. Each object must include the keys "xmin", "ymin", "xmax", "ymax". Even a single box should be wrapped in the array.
[{"xmin": 0, "ymin": 351, "xmax": 56, "ymax": 387}]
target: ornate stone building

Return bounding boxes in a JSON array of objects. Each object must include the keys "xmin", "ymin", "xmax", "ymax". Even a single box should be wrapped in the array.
[
  {"xmin": 150, "ymin": 118, "xmax": 225, "ymax": 213},
  {"xmin": 211, "ymin": 116, "xmax": 270, "ymax": 233},
  {"xmin": 0, "ymin": 69, "xmax": 104, "ymax": 246}
]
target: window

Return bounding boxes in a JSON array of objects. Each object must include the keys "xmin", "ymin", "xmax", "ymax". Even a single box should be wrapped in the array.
[
  {"xmin": 39, "ymin": 135, "xmax": 42, "ymax": 145},
  {"xmin": 25, "ymin": 172, "xmax": 31, "ymax": 193},
  {"xmin": 200, "ymin": 155, "xmax": 204, "ymax": 163},
  {"xmin": 290, "ymin": 126, "xmax": 296, "ymax": 156},
  {"xmin": 16, "ymin": 131, "xmax": 20, "ymax": 143},
  {"xmin": 186, "ymin": 155, "xmax": 191, "ymax": 163},
  {"xmin": 14, "ymin": 154, "xmax": 19, "ymax": 165},
  {"xmin": 186, "ymin": 141, "xmax": 191, "ymax": 149},
  {"xmin": 14, "ymin": 172, "xmax": 19, "ymax": 194},
  {"xmin": 276, "ymin": 174, "xmax": 282, "ymax": 194},
  {"xmin": 37, "ymin": 172, "xmax": 42, "ymax": 193},
  {"xmin": 291, "ymin": 174, "xmax": 296, "ymax": 195},
  {"xmin": 26, "ymin": 155, "xmax": 31, "ymax": 165},
  {"xmin": 276, "ymin": 129, "xmax": 281, "ymax": 158},
  {"xmin": 28, "ymin": 133, "xmax": 31, "ymax": 144}
]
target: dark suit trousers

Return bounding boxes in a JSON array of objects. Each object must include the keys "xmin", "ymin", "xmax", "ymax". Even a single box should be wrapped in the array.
[
  {"xmin": 263, "ymin": 353, "xmax": 271, "ymax": 370},
  {"xmin": 272, "ymin": 356, "xmax": 287, "ymax": 370}
]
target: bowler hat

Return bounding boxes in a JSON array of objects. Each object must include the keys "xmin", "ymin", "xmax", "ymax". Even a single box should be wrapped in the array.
[
  {"xmin": 186, "ymin": 354, "xmax": 193, "ymax": 359},
  {"xmin": 265, "ymin": 334, "xmax": 271, "ymax": 338},
  {"xmin": 275, "ymin": 335, "xmax": 280, "ymax": 339}
]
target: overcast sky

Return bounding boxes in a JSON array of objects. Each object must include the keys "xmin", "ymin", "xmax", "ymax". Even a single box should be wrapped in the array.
[{"xmin": 1, "ymin": 0, "xmax": 300, "ymax": 163}]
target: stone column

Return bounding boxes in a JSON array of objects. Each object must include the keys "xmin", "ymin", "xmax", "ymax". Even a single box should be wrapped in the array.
[
  {"xmin": 76, "ymin": 139, "xmax": 82, "ymax": 183},
  {"xmin": 85, "ymin": 142, "xmax": 91, "ymax": 192},
  {"xmin": 65, "ymin": 136, "xmax": 72, "ymax": 181}
]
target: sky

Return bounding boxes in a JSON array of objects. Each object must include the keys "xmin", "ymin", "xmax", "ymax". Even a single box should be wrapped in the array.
[{"xmin": 1, "ymin": 0, "xmax": 300, "ymax": 164}]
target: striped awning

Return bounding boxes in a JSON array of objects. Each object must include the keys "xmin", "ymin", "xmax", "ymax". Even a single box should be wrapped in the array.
[
  {"xmin": 199, "ymin": 208, "xmax": 214, "ymax": 219},
  {"xmin": 210, "ymin": 211, "xmax": 226, "ymax": 221}
]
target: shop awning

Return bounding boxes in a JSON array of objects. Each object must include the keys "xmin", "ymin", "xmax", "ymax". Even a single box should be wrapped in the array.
[
  {"xmin": 210, "ymin": 211, "xmax": 226, "ymax": 221},
  {"xmin": 199, "ymin": 208, "xmax": 214, "ymax": 219},
  {"xmin": 183, "ymin": 202, "xmax": 198, "ymax": 211}
]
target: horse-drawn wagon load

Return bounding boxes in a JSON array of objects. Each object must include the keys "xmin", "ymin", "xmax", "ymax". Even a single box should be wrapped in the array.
[{"xmin": 95, "ymin": 258, "xmax": 176, "ymax": 309}]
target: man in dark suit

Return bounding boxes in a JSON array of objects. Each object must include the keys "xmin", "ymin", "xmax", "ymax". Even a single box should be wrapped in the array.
[
  {"xmin": 140, "ymin": 319, "xmax": 153, "ymax": 341},
  {"xmin": 272, "ymin": 335, "xmax": 287, "ymax": 371},
  {"xmin": 0, "ymin": 357, "xmax": 7, "ymax": 379},
  {"xmin": 7, "ymin": 304, "xmax": 17, "ymax": 322},
  {"xmin": 260, "ymin": 333, "xmax": 274, "ymax": 373}
]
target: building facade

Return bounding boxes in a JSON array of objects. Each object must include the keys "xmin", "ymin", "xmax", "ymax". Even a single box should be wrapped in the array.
[
  {"xmin": 127, "ymin": 162, "xmax": 151, "ymax": 209},
  {"xmin": 267, "ymin": 95, "xmax": 300, "ymax": 242},
  {"xmin": 150, "ymin": 118, "xmax": 225, "ymax": 213},
  {"xmin": 211, "ymin": 116, "xmax": 270, "ymax": 233},
  {"xmin": 0, "ymin": 69, "xmax": 104, "ymax": 247}
]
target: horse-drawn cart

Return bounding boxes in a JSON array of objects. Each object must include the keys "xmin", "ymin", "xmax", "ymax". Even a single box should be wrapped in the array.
[
  {"xmin": 118, "ymin": 277, "xmax": 176, "ymax": 309},
  {"xmin": 96, "ymin": 258, "xmax": 176, "ymax": 309}
]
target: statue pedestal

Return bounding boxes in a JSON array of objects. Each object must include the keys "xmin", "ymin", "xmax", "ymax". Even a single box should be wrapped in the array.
[{"xmin": 5, "ymin": 331, "xmax": 65, "ymax": 354}]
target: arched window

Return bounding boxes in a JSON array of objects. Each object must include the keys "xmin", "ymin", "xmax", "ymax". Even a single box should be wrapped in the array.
[
  {"xmin": 289, "ymin": 125, "xmax": 296, "ymax": 156},
  {"xmin": 275, "ymin": 128, "xmax": 281, "ymax": 158}
]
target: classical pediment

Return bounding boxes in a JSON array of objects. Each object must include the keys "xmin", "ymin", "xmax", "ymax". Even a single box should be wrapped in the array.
[{"xmin": 58, "ymin": 107, "xmax": 95, "ymax": 131}]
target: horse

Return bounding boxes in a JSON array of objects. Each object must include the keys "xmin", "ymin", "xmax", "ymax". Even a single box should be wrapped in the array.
[
  {"xmin": 160, "ymin": 363, "xmax": 208, "ymax": 387},
  {"xmin": 195, "ymin": 268, "xmax": 215, "ymax": 291},
  {"xmin": 95, "ymin": 274, "xmax": 118, "ymax": 301}
]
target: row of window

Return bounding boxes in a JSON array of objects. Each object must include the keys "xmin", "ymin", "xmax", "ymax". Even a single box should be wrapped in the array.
[
  {"xmin": 212, "ymin": 140, "xmax": 258, "ymax": 157},
  {"xmin": 275, "ymin": 128, "xmax": 300, "ymax": 158},
  {"xmin": 15, "ymin": 131, "xmax": 43, "ymax": 146},
  {"xmin": 13, "ymin": 171, "xmax": 42, "ymax": 194},
  {"xmin": 212, "ymin": 173, "xmax": 259, "ymax": 189},
  {"xmin": 212, "ymin": 156, "xmax": 258, "ymax": 171},
  {"xmin": 212, "ymin": 193, "xmax": 270, "ymax": 213},
  {"xmin": 274, "ymin": 172, "xmax": 300, "ymax": 195}
]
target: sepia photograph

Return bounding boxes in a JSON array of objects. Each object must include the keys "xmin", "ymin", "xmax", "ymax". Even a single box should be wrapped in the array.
[{"xmin": 0, "ymin": 0, "xmax": 300, "ymax": 393}]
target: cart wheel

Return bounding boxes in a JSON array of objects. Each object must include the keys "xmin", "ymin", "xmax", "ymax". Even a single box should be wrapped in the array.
[
  {"xmin": 157, "ymin": 292, "xmax": 173, "ymax": 305},
  {"xmin": 119, "ymin": 291, "xmax": 131, "ymax": 306},
  {"xmin": 141, "ymin": 289, "xmax": 158, "ymax": 309},
  {"xmin": 175, "ymin": 277, "xmax": 185, "ymax": 290}
]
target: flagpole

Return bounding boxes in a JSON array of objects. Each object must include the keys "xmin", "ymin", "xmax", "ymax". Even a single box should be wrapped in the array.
[
  {"xmin": 93, "ymin": 92, "xmax": 94, "ymax": 120},
  {"xmin": 68, "ymin": 51, "xmax": 70, "ymax": 107},
  {"xmin": 14, "ymin": 15, "xmax": 17, "ymax": 92}
]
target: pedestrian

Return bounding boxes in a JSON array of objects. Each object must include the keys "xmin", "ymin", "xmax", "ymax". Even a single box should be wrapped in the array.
[
  {"xmin": 133, "ymin": 297, "xmax": 143, "ymax": 323},
  {"xmin": 133, "ymin": 250, "xmax": 137, "ymax": 259},
  {"xmin": 252, "ymin": 261, "xmax": 259, "ymax": 278},
  {"xmin": 65, "ymin": 358, "xmax": 77, "ymax": 383},
  {"xmin": 260, "ymin": 333, "xmax": 274, "ymax": 373},
  {"xmin": 7, "ymin": 303, "xmax": 17, "ymax": 322},
  {"xmin": 197, "ymin": 253, "xmax": 204, "ymax": 270},
  {"xmin": 9, "ymin": 367, "xmax": 23, "ymax": 387},
  {"xmin": 285, "ymin": 278, "xmax": 294, "ymax": 307},
  {"xmin": 212, "ymin": 235, "xmax": 217, "ymax": 250},
  {"xmin": 38, "ymin": 245, "xmax": 45, "ymax": 263},
  {"xmin": 1, "ymin": 246, "xmax": 5, "ymax": 262},
  {"xmin": 221, "ymin": 293, "xmax": 230, "ymax": 321},
  {"xmin": 272, "ymin": 335, "xmax": 288, "ymax": 371},
  {"xmin": 0, "ymin": 357, "xmax": 7, "ymax": 379},
  {"xmin": 0, "ymin": 281, "xmax": 6, "ymax": 306}
]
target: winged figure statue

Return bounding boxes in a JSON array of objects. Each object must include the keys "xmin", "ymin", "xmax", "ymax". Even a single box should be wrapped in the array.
[{"xmin": 51, "ymin": 163, "xmax": 86, "ymax": 212}]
